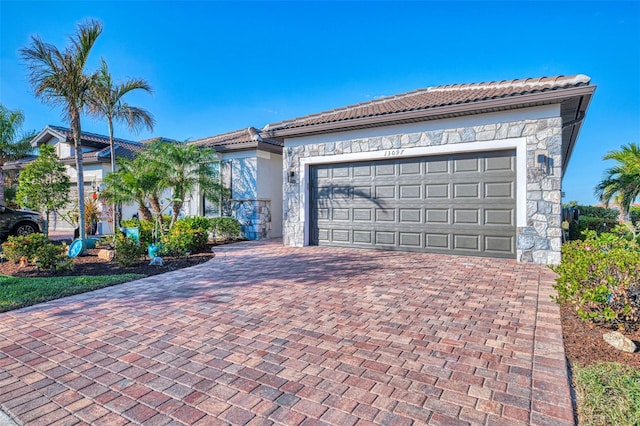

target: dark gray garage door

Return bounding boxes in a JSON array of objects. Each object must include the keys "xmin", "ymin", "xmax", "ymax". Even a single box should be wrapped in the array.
[{"xmin": 309, "ymin": 150, "xmax": 516, "ymax": 258}]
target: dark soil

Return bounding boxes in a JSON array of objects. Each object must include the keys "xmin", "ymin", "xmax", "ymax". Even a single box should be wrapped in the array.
[
  {"xmin": 560, "ymin": 304, "xmax": 640, "ymax": 368},
  {"xmin": 1, "ymin": 243, "xmax": 637, "ymax": 368}
]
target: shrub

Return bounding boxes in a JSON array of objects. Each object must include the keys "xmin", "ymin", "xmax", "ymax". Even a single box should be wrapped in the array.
[
  {"xmin": 121, "ymin": 218, "xmax": 154, "ymax": 246},
  {"xmin": 210, "ymin": 217, "xmax": 242, "ymax": 240},
  {"xmin": 572, "ymin": 216, "xmax": 619, "ymax": 239},
  {"xmin": 574, "ymin": 205, "xmax": 619, "ymax": 220},
  {"xmin": 114, "ymin": 233, "xmax": 145, "ymax": 267},
  {"xmin": 552, "ymin": 231, "xmax": 640, "ymax": 331},
  {"xmin": 33, "ymin": 244, "xmax": 73, "ymax": 271},
  {"xmin": 161, "ymin": 217, "xmax": 210, "ymax": 256},
  {"xmin": 2, "ymin": 233, "xmax": 48, "ymax": 263}
]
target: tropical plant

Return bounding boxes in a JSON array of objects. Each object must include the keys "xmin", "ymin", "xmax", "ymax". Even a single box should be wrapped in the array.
[
  {"xmin": 16, "ymin": 144, "xmax": 70, "ymax": 237},
  {"xmin": 20, "ymin": 20, "xmax": 103, "ymax": 241},
  {"xmin": 87, "ymin": 59, "xmax": 154, "ymax": 229},
  {"xmin": 0, "ymin": 105, "xmax": 36, "ymax": 205},
  {"xmin": 100, "ymin": 155, "xmax": 159, "ymax": 222},
  {"xmin": 143, "ymin": 141, "xmax": 225, "ymax": 228},
  {"xmin": 595, "ymin": 143, "xmax": 640, "ymax": 221}
]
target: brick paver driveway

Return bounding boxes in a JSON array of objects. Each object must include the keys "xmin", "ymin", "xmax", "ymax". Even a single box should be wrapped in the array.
[{"xmin": 0, "ymin": 240, "xmax": 574, "ymax": 425}]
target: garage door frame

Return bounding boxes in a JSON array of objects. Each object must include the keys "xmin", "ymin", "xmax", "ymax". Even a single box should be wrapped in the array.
[{"xmin": 298, "ymin": 137, "xmax": 527, "ymax": 249}]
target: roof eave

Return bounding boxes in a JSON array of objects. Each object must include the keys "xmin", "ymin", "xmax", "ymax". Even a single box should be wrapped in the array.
[{"xmin": 266, "ymin": 86, "xmax": 596, "ymax": 140}]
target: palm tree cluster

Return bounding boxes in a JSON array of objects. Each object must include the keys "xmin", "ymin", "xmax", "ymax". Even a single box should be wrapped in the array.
[
  {"xmin": 595, "ymin": 143, "xmax": 640, "ymax": 220},
  {"xmin": 20, "ymin": 20, "xmax": 154, "ymax": 240},
  {"xmin": 100, "ymin": 140, "xmax": 225, "ymax": 230}
]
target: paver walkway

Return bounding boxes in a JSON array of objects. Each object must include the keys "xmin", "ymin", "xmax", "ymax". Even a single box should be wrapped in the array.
[{"xmin": 0, "ymin": 240, "xmax": 574, "ymax": 425}]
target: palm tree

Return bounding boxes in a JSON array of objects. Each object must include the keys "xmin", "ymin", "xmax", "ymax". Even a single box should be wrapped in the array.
[
  {"xmin": 595, "ymin": 143, "xmax": 640, "ymax": 221},
  {"xmin": 20, "ymin": 20, "xmax": 103, "ymax": 241},
  {"xmin": 145, "ymin": 141, "xmax": 225, "ymax": 228},
  {"xmin": 0, "ymin": 105, "xmax": 35, "ymax": 205},
  {"xmin": 100, "ymin": 156, "xmax": 156, "ymax": 222},
  {"xmin": 87, "ymin": 59, "xmax": 155, "ymax": 231}
]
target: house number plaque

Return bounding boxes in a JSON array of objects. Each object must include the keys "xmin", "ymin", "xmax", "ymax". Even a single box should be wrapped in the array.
[{"xmin": 383, "ymin": 149, "xmax": 405, "ymax": 157}]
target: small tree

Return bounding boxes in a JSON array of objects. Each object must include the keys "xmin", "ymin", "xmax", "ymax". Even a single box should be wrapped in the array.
[
  {"xmin": 16, "ymin": 144, "xmax": 70, "ymax": 237},
  {"xmin": 595, "ymin": 143, "xmax": 640, "ymax": 221}
]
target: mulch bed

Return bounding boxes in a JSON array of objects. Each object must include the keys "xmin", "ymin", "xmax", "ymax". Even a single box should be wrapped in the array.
[
  {"xmin": 0, "ymin": 244, "xmax": 217, "ymax": 278},
  {"xmin": 1, "ymin": 244, "xmax": 637, "ymax": 368},
  {"xmin": 560, "ymin": 304, "xmax": 640, "ymax": 368}
]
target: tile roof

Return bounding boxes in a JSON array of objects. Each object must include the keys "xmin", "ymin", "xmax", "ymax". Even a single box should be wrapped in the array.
[
  {"xmin": 48, "ymin": 125, "xmax": 139, "ymax": 147},
  {"xmin": 264, "ymin": 75, "xmax": 592, "ymax": 132},
  {"xmin": 60, "ymin": 141, "xmax": 145, "ymax": 164},
  {"xmin": 189, "ymin": 127, "xmax": 283, "ymax": 153}
]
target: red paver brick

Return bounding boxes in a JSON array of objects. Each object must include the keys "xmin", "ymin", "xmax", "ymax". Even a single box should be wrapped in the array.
[{"xmin": 0, "ymin": 241, "xmax": 572, "ymax": 426}]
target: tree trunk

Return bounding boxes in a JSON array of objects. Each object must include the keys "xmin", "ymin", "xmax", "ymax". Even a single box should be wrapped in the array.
[
  {"xmin": 170, "ymin": 201, "xmax": 183, "ymax": 229},
  {"xmin": 108, "ymin": 119, "xmax": 118, "ymax": 235},
  {"xmin": 44, "ymin": 209, "xmax": 50, "ymax": 239},
  {"xmin": 71, "ymin": 110, "xmax": 86, "ymax": 242},
  {"xmin": 149, "ymin": 193, "xmax": 163, "ymax": 226},
  {"xmin": 137, "ymin": 197, "xmax": 153, "ymax": 222}
]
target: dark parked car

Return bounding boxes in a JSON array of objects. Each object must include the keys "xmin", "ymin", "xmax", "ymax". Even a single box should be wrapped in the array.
[{"xmin": 0, "ymin": 205, "xmax": 44, "ymax": 239}]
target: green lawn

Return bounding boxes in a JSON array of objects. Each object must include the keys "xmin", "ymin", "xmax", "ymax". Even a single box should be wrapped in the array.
[
  {"xmin": 573, "ymin": 362, "xmax": 640, "ymax": 426},
  {"xmin": 0, "ymin": 274, "xmax": 145, "ymax": 312}
]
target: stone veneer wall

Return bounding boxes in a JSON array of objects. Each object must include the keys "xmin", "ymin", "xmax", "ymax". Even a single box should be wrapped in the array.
[
  {"xmin": 227, "ymin": 199, "xmax": 272, "ymax": 240},
  {"xmin": 283, "ymin": 117, "xmax": 563, "ymax": 264}
]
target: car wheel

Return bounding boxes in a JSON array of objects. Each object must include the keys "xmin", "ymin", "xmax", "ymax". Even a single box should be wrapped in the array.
[{"xmin": 14, "ymin": 222, "xmax": 38, "ymax": 236}]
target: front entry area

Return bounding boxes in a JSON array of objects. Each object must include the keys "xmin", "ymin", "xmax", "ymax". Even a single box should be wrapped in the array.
[{"xmin": 309, "ymin": 149, "xmax": 517, "ymax": 258}]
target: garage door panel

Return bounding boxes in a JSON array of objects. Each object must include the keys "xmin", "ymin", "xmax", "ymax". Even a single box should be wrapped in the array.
[
  {"xmin": 375, "ymin": 186, "xmax": 396, "ymax": 199},
  {"xmin": 454, "ymin": 183, "xmax": 480, "ymax": 198},
  {"xmin": 485, "ymin": 182, "xmax": 513, "ymax": 198},
  {"xmin": 309, "ymin": 150, "xmax": 516, "ymax": 258},
  {"xmin": 375, "ymin": 163, "xmax": 395, "ymax": 176},
  {"xmin": 453, "ymin": 209, "xmax": 480, "ymax": 224},
  {"xmin": 375, "ymin": 231, "xmax": 396, "ymax": 245},
  {"xmin": 485, "ymin": 209, "xmax": 513, "ymax": 225},
  {"xmin": 485, "ymin": 155, "xmax": 514, "ymax": 172},
  {"xmin": 399, "ymin": 209, "xmax": 421, "ymax": 223},
  {"xmin": 400, "ymin": 162, "xmax": 421, "ymax": 175},
  {"xmin": 399, "ymin": 232, "xmax": 421, "ymax": 247},
  {"xmin": 426, "ymin": 160, "xmax": 449, "ymax": 174},
  {"xmin": 426, "ymin": 209, "xmax": 449, "ymax": 224},
  {"xmin": 485, "ymin": 235, "xmax": 514, "ymax": 253},
  {"xmin": 399, "ymin": 185, "xmax": 421, "ymax": 198},
  {"xmin": 454, "ymin": 157, "xmax": 480, "ymax": 172},
  {"xmin": 426, "ymin": 233, "xmax": 450, "ymax": 249},
  {"xmin": 426, "ymin": 184, "xmax": 449, "ymax": 198}
]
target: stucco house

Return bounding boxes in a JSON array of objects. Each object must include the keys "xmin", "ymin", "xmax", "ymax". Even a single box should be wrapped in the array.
[
  {"xmin": 6, "ymin": 74, "xmax": 594, "ymax": 265},
  {"xmin": 261, "ymin": 75, "xmax": 595, "ymax": 265}
]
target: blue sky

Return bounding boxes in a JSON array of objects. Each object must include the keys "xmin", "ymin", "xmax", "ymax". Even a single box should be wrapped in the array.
[{"xmin": 1, "ymin": 1, "xmax": 638, "ymax": 205}]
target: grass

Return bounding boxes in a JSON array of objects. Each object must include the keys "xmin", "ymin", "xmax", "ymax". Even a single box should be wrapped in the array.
[
  {"xmin": 0, "ymin": 274, "xmax": 146, "ymax": 312},
  {"xmin": 573, "ymin": 362, "xmax": 640, "ymax": 426}
]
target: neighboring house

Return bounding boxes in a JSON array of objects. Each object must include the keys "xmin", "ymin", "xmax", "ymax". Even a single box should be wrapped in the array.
[
  {"xmin": 18, "ymin": 125, "xmax": 147, "ymax": 233},
  {"xmin": 189, "ymin": 127, "xmax": 283, "ymax": 239},
  {"xmin": 261, "ymin": 75, "xmax": 595, "ymax": 265}
]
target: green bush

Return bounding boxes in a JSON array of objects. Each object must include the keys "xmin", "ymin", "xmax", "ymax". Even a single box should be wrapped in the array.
[
  {"xmin": 210, "ymin": 217, "xmax": 242, "ymax": 240},
  {"xmin": 573, "ymin": 216, "xmax": 619, "ymax": 239},
  {"xmin": 1, "ymin": 233, "xmax": 48, "ymax": 263},
  {"xmin": 33, "ymin": 244, "xmax": 73, "ymax": 271},
  {"xmin": 574, "ymin": 205, "xmax": 619, "ymax": 220},
  {"xmin": 114, "ymin": 233, "xmax": 145, "ymax": 267},
  {"xmin": 161, "ymin": 217, "xmax": 210, "ymax": 256},
  {"xmin": 552, "ymin": 231, "xmax": 640, "ymax": 331}
]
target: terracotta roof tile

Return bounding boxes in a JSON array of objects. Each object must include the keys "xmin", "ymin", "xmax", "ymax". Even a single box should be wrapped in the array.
[
  {"xmin": 265, "ymin": 75, "xmax": 591, "ymax": 131},
  {"xmin": 189, "ymin": 127, "xmax": 283, "ymax": 151}
]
